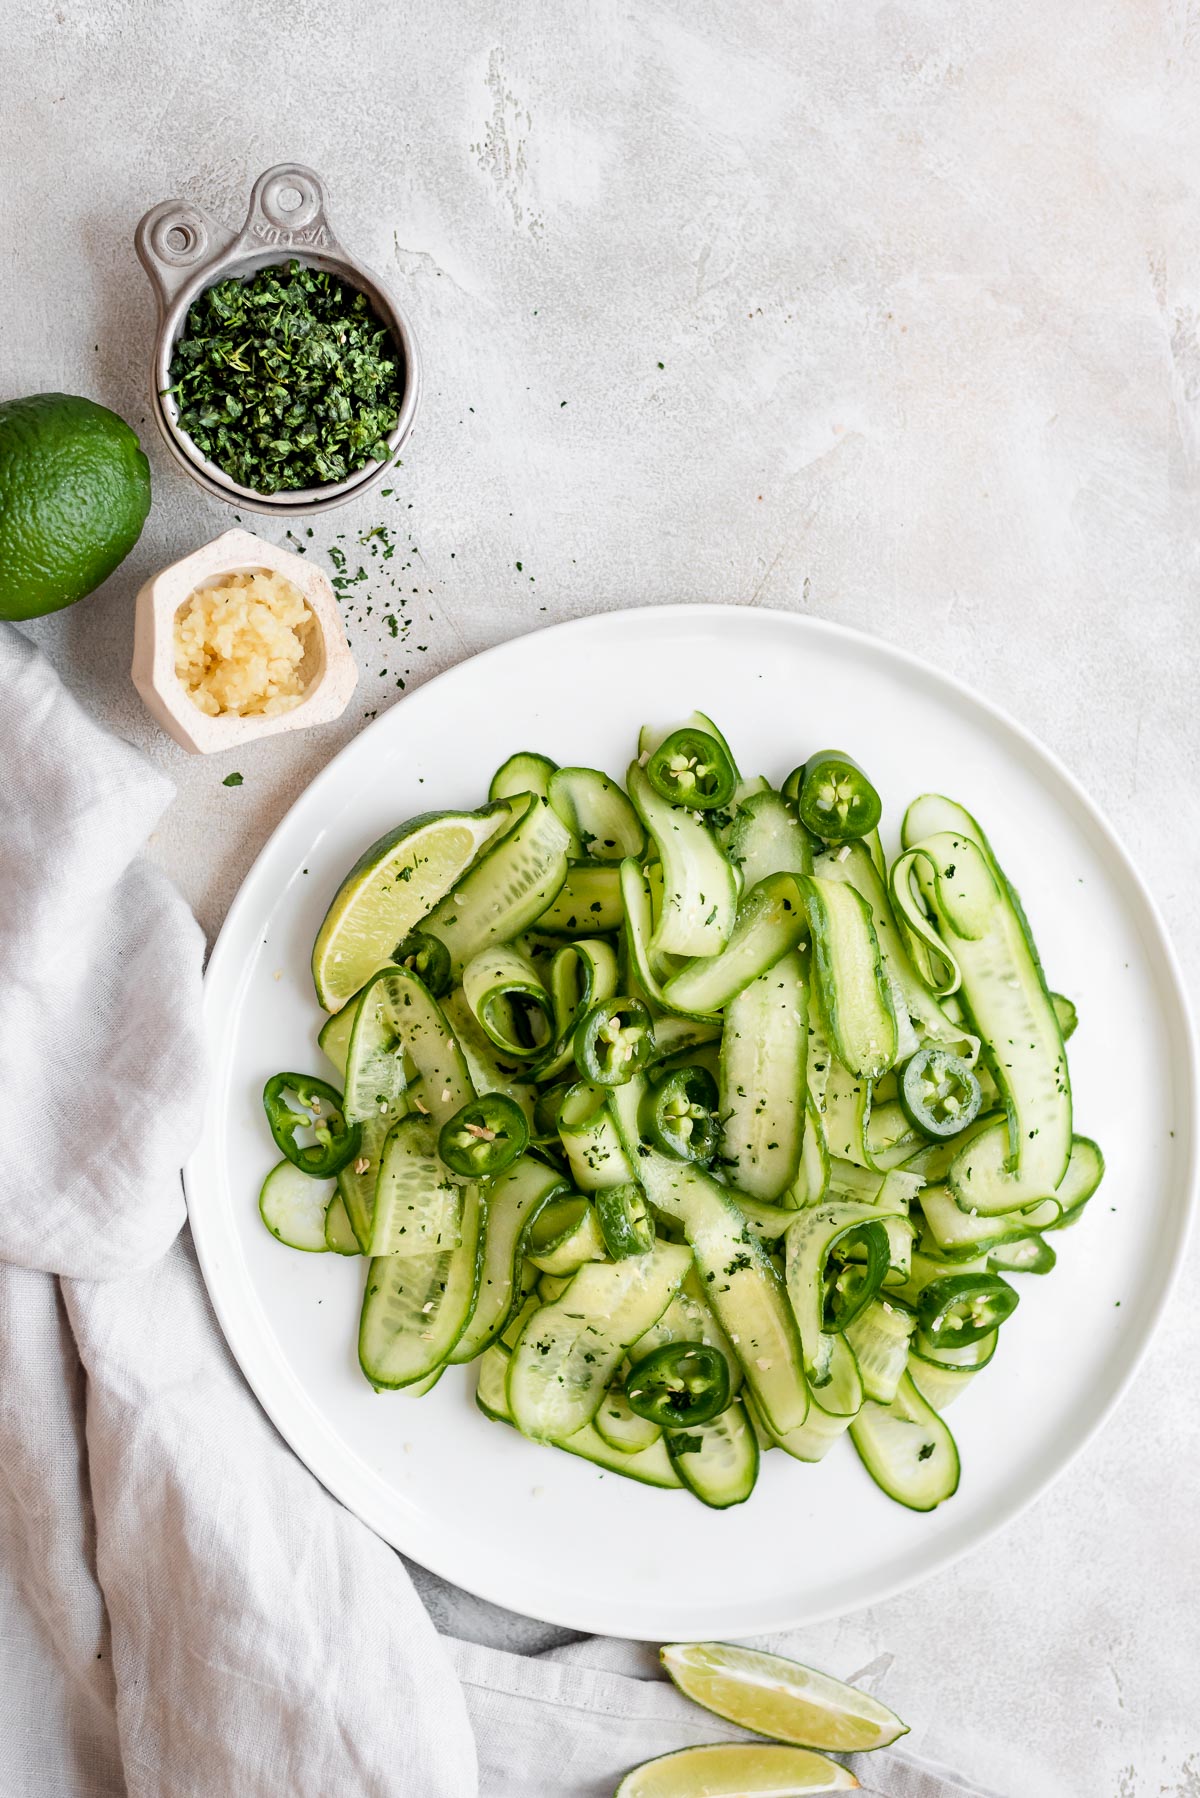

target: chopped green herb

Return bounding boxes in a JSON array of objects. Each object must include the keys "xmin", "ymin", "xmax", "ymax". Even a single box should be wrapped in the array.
[
  {"xmin": 222, "ymin": 772, "xmax": 244, "ymax": 787},
  {"xmin": 167, "ymin": 261, "xmax": 405, "ymax": 494}
]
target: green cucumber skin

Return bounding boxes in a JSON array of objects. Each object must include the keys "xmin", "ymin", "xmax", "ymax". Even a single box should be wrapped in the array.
[
  {"xmin": 784, "ymin": 1198, "xmax": 907, "ymax": 1407},
  {"xmin": 594, "ymin": 1388, "xmax": 663, "ymax": 1455},
  {"xmin": 900, "ymin": 800, "xmax": 1073, "ymax": 1211},
  {"xmin": 449, "ymin": 1158, "xmax": 568, "ymax": 1364},
  {"xmin": 849, "ymin": 1369, "xmax": 960, "ymax": 1510},
  {"xmin": 726, "ymin": 789, "xmax": 814, "ymax": 891},
  {"xmin": 259, "ymin": 1160, "xmax": 333, "ymax": 1253},
  {"xmin": 338, "ymin": 966, "xmax": 473, "ymax": 1251},
  {"xmin": 718, "ymin": 949, "xmax": 808, "ymax": 1201},
  {"xmin": 638, "ymin": 1153, "xmax": 810, "ymax": 1437},
  {"xmin": 626, "ymin": 761, "xmax": 739, "ymax": 960},
  {"xmin": 533, "ymin": 862, "xmax": 624, "ymax": 935},
  {"xmin": 506, "ymin": 1243, "xmax": 691, "ymax": 1442},
  {"xmin": 662, "ymin": 873, "xmax": 807, "ymax": 1014},
  {"xmin": 317, "ymin": 998, "xmax": 360, "ymax": 1080},
  {"xmin": 815, "ymin": 842, "xmax": 978, "ymax": 1066},
  {"xmin": 368, "ymin": 1116, "xmax": 462, "ymax": 1258},
  {"xmin": 548, "ymin": 766, "xmax": 645, "ymax": 863},
  {"xmin": 844, "ymin": 1299, "xmax": 914, "ymax": 1405},
  {"xmin": 358, "ymin": 1184, "xmax": 484, "ymax": 1389},
  {"xmin": 426, "ymin": 794, "xmax": 572, "ymax": 975},
  {"xmin": 549, "ymin": 1421, "xmax": 683, "ymax": 1489},
  {"xmin": 489, "ymin": 752, "xmax": 558, "ymax": 806},
  {"xmin": 804, "ymin": 875, "xmax": 898, "ymax": 1081},
  {"xmin": 666, "ymin": 1397, "xmax": 759, "ymax": 1508}
]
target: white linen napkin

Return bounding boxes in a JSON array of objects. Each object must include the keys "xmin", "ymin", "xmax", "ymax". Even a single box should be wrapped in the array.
[{"xmin": 0, "ymin": 622, "xmax": 1000, "ymax": 1798}]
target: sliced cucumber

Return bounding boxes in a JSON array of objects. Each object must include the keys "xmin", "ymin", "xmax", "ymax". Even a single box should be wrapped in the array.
[
  {"xmin": 555, "ymin": 1420, "xmax": 682, "ymax": 1488},
  {"xmin": 849, "ymin": 1369, "xmax": 960, "ymax": 1510},
  {"xmin": 461, "ymin": 945, "xmax": 554, "ymax": 1060},
  {"xmin": 719, "ymin": 949, "xmax": 808, "ymax": 1200},
  {"xmin": 910, "ymin": 1325, "xmax": 998, "ymax": 1370},
  {"xmin": 807, "ymin": 1329, "xmax": 864, "ymax": 1421},
  {"xmin": 450, "ymin": 1157, "xmax": 567, "ymax": 1363},
  {"xmin": 324, "ymin": 1190, "xmax": 362, "ymax": 1255},
  {"xmin": 499, "ymin": 1282, "xmax": 541, "ymax": 1353},
  {"xmin": 863, "ymin": 1098, "xmax": 923, "ymax": 1170},
  {"xmin": 784, "ymin": 1198, "xmax": 906, "ymax": 1392},
  {"xmin": 988, "ymin": 1234, "xmax": 1056, "ymax": 1275},
  {"xmin": 897, "ymin": 807, "xmax": 1071, "ymax": 1212},
  {"xmin": 627, "ymin": 761, "xmax": 738, "ymax": 960},
  {"xmin": 789, "ymin": 1095, "xmax": 830, "ymax": 1207},
  {"xmin": 666, "ymin": 1396, "xmax": 759, "ymax": 1508},
  {"xmin": 259, "ymin": 1160, "xmax": 333, "ymax": 1251},
  {"xmin": 533, "ymin": 861, "xmax": 623, "ymax": 935},
  {"xmin": 661, "ymin": 873, "xmax": 807, "ymax": 1015},
  {"xmin": 476, "ymin": 1342, "xmax": 514, "ymax": 1420},
  {"xmin": 526, "ymin": 1195, "xmax": 608, "ymax": 1274},
  {"xmin": 557, "ymin": 1080, "xmax": 637, "ymax": 1190},
  {"xmin": 725, "ymin": 789, "xmax": 814, "ymax": 890},
  {"xmin": 425, "ymin": 793, "xmax": 572, "ymax": 975},
  {"xmin": 534, "ymin": 936, "xmax": 621, "ymax": 1082},
  {"xmin": 548, "ymin": 766, "xmax": 645, "ymax": 862},
  {"xmin": 507, "ymin": 1242, "xmax": 691, "ymax": 1441},
  {"xmin": 1042, "ymin": 1135, "xmax": 1105, "ymax": 1227},
  {"xmin": 537, "ymin": 1271, "xmax": 573, "ymax": 1303},
  {"xmin": 918, "ymin": 1180, "xmax": 1060, "ymax": 1257},
  {"xmin": 318, "ymin": 995, "xmax": 361, "ymax": 1080},
  {"xmin": 1051, "ymin": 991, "xmax": 1078, "ymax": 1041},
  {"xmin": 886, "ymin": 1246, "xmax": 990, "ymax": 1310},
  {"xmin": 370, "ymin": 1116, "xmax": 463, "ymax": 1258},
  {"xmin": 645, "ymin": 1014, "xmax": 722, "ymax": 1067},
  {"xmin": 826, "ymin": 1159, "xmax": 924, "ymax": 1210},
  {"xmin": 751, "ymin": 1388, "xmax": 853, "ymax": 1464},
  {"xmin": 639, "ymin": 1153, "xmax": 809, "ymax": 1436},
  {"xmin": 735, "ymin": 1195, "xmax": 800, "ymax": 1241},
  {"xmin": 594, "ymin": 1384, "xmax": 663, "ymax": 1454},
  {"xmin": 907, "ymin": 1357, "xmax": 980, "ymax": 1412},
  {"xmin": 815, "ymin": 841, "xmax": 978, "ymax": 1066},
  {"xmin": 358, "ymin": 1182, "xmax": 484, "ymax": 1388},
  {"xmin": 804, "ymin": 875, "xmax": 897, "ymax": 1081},
  {"xmin": 630, "ymin": 1268, "xmax": 744, "ymax": 1398},
  {"xmin": 338, "ymin": 965, "xmax": 472, "ymax": 1250},
  {"xmin": 438, "ymin": 988, "xmax": 538, "ymax": 1121},
  {"xmin": 844, "ymin": 1298, "xmax": 914, "ymax": 1404},
  {"xmin": 489, "ymin": 750, "xmax": 558, "ymax": 806},
  {"xmin": 816, "ymin": 1057, "xmax": 872, "ymax": 1169},
  {"xmin": 618, "ymin": 857, "xmax": 716, "ymax": 1020},
  {"xmin": 401, "ymin": 1367, "xmax": 443, "ymax": 1399}
]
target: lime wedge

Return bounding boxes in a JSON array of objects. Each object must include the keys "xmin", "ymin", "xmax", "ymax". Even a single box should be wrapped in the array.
[
  {"xmin": 615, "ymin": 1743, "xmax": 857, "ymax": 1796},
  {"xmin": 311, "ymin": 807, "xmax": 506, "ymax": 1010},
  {"xmin": 661, "ymin": 1643, "xmax": 907, "ymax": 1754}
]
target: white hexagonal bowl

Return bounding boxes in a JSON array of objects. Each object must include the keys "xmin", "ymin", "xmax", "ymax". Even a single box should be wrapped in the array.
[{"xmin": 131, "ymin": 528, "xmax": 357, "ymax": 753}]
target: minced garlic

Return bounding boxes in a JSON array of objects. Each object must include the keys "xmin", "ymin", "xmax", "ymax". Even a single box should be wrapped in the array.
[{"xmin": 174, "ymin": 569, "xmax": 316, "ymax": 718}]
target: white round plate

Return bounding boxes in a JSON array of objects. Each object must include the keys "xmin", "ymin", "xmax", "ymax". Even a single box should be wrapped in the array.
[{"xmin": 187, "ymin": 606, "xmax": 1196, "ymax": 1640}]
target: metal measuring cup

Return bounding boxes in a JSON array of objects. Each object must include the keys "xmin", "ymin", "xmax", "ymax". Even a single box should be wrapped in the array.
[{"xmin": 135, "ymin": 163, "xmax": 420, "ymax": 516}]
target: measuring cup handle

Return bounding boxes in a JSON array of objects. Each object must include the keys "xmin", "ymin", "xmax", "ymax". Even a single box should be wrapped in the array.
[
  {"xmin": 235, "ymin": 163, "xmax": 344, "ymax": 255},
  {"xmin": 134, "ymin": 200, "xmax": 233, "ymax": 316}
]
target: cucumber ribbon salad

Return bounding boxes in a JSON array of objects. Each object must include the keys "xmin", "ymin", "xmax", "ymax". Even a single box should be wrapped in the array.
[{"xmin": 258, "ymin": 714, "xmax": 1102, "ymax": 1512}]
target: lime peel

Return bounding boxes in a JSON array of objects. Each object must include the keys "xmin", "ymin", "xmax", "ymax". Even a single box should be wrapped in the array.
[
  {"xmin": 614, "ymin": 1741, "xmax": 858, "ymax": 1797},
  {"xmin": 311, "ymin": 806, "xmax": 507, "ymax": 1010}
]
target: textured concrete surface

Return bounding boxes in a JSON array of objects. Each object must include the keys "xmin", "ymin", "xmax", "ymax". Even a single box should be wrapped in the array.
[{"xmin": 5, "ymin": 3, "xmax": 1200, "ymax": 1793}]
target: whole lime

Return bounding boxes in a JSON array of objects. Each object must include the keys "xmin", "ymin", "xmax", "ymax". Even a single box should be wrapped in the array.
[{"xmin": 0, "ymin": 393, "xmax": 152, "ymax": 621}]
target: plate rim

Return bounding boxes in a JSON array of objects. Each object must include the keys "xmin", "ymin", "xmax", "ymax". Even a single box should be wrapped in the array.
[{"xmin": 186, "ymin": 602, "xmax": 1200, "ymax": 1638}]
